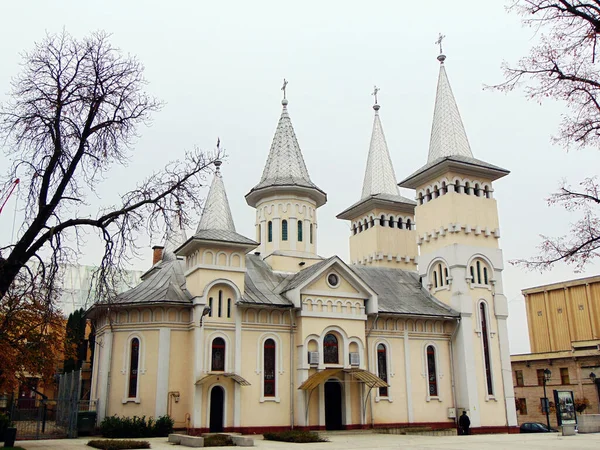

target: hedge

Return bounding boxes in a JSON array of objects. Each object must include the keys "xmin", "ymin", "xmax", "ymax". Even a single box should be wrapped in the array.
[
  {"xmin": 99, "ymin": 415, "xmax": 173, "ymax": 438},
  {"xmin": 263, "ymin": 430, "xmax": 328, "ymax": 443},
  {"xmin": 87, "ymin": 440, "xmax": 150, "ymax": 450}
]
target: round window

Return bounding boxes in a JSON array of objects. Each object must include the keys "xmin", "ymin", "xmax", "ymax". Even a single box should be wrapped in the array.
[{"xmin": 327, "ymin": 273, "xmax": 340, "ymax": 288}]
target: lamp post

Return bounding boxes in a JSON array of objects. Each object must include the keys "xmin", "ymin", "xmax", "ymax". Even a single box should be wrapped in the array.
[
  {"xmin": 590, "ymin": 372, "xmax": 600, "ymax": 413},
  {"xmin": 542, "ymin": 368, "xmax": 552, "ymax": 431}
]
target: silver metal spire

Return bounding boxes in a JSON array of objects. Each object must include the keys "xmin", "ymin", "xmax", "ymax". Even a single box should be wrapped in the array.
[
  {"xmin": 427, "ymin": 47, "xmax": 473, "ymax": 162},
  {"xmin": 361, "ymin": 92, "xmax": 400, "ymax": 198},
  {"xmin": 196, "ymin": 160, "xmax": 236, "ymax": 232},
  {"xmin": 254, "ymin": 86, "xmax": 318, "ymax": 191},
  {"xmin": 162, "ymin": 211, "xmax": 188, "ymax": 262}
]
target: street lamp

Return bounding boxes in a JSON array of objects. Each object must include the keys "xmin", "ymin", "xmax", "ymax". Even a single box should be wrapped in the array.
[
  {"xmin": 590, "ymin": 372, "xmax": 600, "ymax": 413},
  {"xmin": 542, "ymin": 368, "xmax": 552, "ymax": 431}
]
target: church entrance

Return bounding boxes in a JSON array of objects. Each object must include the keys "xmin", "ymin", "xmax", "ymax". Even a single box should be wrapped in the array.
[
  {"xmin": 324, "ymin": 379, "xmax": 343, "ymax": 430},
  {"xmin": 209, "ymin": 386, "xmax": 224, "ymax": 432}
]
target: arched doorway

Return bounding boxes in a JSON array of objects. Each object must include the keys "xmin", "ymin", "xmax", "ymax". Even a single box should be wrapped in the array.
[
  {"xmin": 324, "ymin": 379, "xmax": 343, "ymax": 430},
  {"xmin": 209, "ymin": 386, "xmax": 225, "ymax": 432}
]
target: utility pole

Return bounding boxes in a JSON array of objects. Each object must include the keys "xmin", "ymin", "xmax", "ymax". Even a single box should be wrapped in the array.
[{"xmin": 542, "ymin": 368, "xmax": 552, "ymax": 430}]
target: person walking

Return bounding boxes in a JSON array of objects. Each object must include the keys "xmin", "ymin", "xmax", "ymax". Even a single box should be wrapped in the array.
[{"xmin": 458, "ymin": 410, "xmax": 471, "ymax": 435}]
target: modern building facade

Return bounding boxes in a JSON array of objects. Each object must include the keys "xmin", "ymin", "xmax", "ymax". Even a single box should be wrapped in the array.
[
  {"xmin": 88, "ymin": 52, "xmax": 517, "ymax": 434},
  {"xmin": 511, "ymin": 276, "xmax": 600, "ymax": 426}
]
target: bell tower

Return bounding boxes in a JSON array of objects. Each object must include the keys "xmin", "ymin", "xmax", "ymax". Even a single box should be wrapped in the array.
[
  {"xmin": 398, "ymin": 49, "xmax": 517, "ymax": 430},
  {"xmin": 337, "ymin": 90, "xmax": 417, "ymax": 269}
]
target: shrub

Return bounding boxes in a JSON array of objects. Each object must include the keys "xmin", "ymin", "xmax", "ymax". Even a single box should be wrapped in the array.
[
  {"xmin": 263, "ymin": 430, "xmax": 328, "ymax": 443},
  {"xmin": 0, "ymin": 412, "xmax": 13, "ymax": 434},
  {"xmin": 99, "ymin": 414, "xmax": 173, "ymax": 438},
  {"xmin": 575, "ymin": 397, "xmax": 590, "ymax": 413},
  {"xmin": 87, "ymin": 440, "xmax": 150, "ymax": 450},
  {"xmin": 203, "ymin": 434, "xmax": 235, "ymax": 447}
]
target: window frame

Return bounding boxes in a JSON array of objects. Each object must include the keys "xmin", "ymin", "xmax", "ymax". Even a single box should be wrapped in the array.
[
  {"xmin": 211, "ymin": 337, "xmax": 226, "ymax": 372},
  {"xmin": 128, "ymin": 337, "xmax": 140, "ymax": 399},
  {"xmin": 297, "ymin": 220, "xmax": 303, "ymax": 242},
  {"xmin": 515, "ymin": 369, "xmax": 524, "ymax": 387},
  {"xmin": 377, "ymin": 343, "xmax": 389, "ymax": 398},
  {"xmin": 323, "ymin": 333, "xmax": 339, "ymax": 364},
  {"xmin": 281, "ymin": 220, "xmax": 288, "ymax": 241},
  {"xmin": 480, "ymin": 302, "xmax": 494, "ymax": 398},
  {"xmin": 560, "ymin": 367, "xmax": 570, "ymax": 385},
  {"xmin": 268, "ymin": 221, "xmax": 273, "ymax": 242},
  {"xmin": 263, "ymin": 339, "xmax": 276, "ymax": 398},
  {"xmin": 122, "ymin": 334, "xmax": 144, "ymax": 404}
]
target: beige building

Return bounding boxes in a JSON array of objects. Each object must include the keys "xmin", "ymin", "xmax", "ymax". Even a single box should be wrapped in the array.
[
  {"xmin": 88, "ymin": 52, "xmax": 517, "ymax": 434},
  {"xmin": 511, "ymin": 276, "xmax": 600, "ymax": 426}
]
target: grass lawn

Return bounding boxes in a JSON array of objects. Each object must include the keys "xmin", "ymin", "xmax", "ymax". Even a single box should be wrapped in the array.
[{"xmin": 3, "ymin": 447, "xmax": 26, "ymax": 450}]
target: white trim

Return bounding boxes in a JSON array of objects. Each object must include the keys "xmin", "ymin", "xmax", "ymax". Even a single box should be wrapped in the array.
[
  {"xmin": 477, "ymin": 300, "xmax": 496, "ymax": 400},
  {"xmin": 298, "ymin": 311, "xmax": 367, "ymax": 321},
  {"xmin": 301, "ymin": 289, "xmax": 366, "ymax": 299},
  {"xmin": 205, "ymin": 332, "xmax": 232, "ymax": 373},
  {"xmin": 121, "ymin": 333, "xmax": 145, "ymax": 404},
  {"xmin": 155, "ymin": 328, "xmax": 171, "ymax": 415},
  {"xmin": 206, "ymin": 384, "xmax": 227, "ymax": 430},
  {"xmin": 326, "ymin": 272, "xmax": 341, "ymax": 289},
  {"xmin": 403, "ymin": 330, "xmax": 414, "ymax": 422},
  {"xmin": 185, "ymin": 264, "xmax": 246, "ymax": 276},
  {"xmin": 422, "ymin": 341, "xmax": 443, "ymax": 402}
]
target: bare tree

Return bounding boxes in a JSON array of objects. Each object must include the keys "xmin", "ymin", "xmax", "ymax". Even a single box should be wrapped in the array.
[
  {"xmin": 0, "ymin": 30, "xmax": 220, "ymax": 387},
  {"xmin": 492, "ymin": 1, "xmax": 600, "ymax": 270}
]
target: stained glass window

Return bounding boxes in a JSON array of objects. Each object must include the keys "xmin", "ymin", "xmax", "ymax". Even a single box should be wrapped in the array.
[
  {"xmin": 268, "ymin": 221, "xmax": 273, "ymax": 242},
  {"xmin": 377, "ymin": 344, "xmax": 388, "ymax": 397},
  {"xmin": 128, "ymin": 338, "xmax": 140, "ymax": 398},
  {"xmin": 212, "ymin": 337, "xmax": 225, "ymax": 371},
  {"xmin": 427, "ymin": 345, "xmax": 437, "ymax": 396},
  {"xmin": 282, "ymin": 220, "xmax": 288, "ymax": 241},
  {"xmin": 323, "ymin": 334, "xmax": 338, "ymax": 364},
  {"xmin": 264, "ymin": 339, "xmax": 276, "ymax": 397},
  {"xmin": 480, "ymin": 303, "xmax": 494, "ymax": 395}
]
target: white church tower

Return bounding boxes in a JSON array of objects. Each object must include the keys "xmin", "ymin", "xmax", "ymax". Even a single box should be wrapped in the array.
[{"xmin": 398, "ymin": 49, "xmax": 517, "ymax": 429}]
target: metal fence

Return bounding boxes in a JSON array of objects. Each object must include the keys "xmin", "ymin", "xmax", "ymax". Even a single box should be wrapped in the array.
[{"xmin": 7, "ymin": 371, "xmax": 96, "ymax": 440}]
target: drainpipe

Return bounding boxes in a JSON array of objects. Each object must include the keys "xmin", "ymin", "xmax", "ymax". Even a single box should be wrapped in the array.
[
  {"xmin": 449, "ymin": 316, "xmax": 460, "ymax": 427},
  {"xmin": 365, "ymin": 314, "xmax": 379, "ymax": 428},
  {"xmin": 289, "ymin": 308, "xmax": 295, "ymax": 429}
]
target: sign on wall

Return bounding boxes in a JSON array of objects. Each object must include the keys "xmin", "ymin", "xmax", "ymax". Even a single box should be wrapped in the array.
[{"xmin": 553, "ymin": 390, "xmax": 577, "ymax": 426}]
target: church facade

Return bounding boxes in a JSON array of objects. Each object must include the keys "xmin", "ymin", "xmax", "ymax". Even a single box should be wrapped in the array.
[{"xmin": 88, "ymin": 53, "xmax": 518, "ymax": 434}]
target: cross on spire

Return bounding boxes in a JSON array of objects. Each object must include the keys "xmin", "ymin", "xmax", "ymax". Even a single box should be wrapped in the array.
[
  {"xmin": 435, "ymin": 33, "xmax": 446, "ymax": 55},
  {"xmin": 281, "ymin": 78, "xmax": 288, "ymax": 100},
  {"xmin": 372, "ymin": 85, "xmax": 380, "ymax": 105}
]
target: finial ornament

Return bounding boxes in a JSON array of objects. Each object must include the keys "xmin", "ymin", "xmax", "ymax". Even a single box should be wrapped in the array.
[
  {"xmin": 281, "ymin": 78, "xmax": 288, "ymax": 102},
  {"xmin": 371, "ymin": 85, "xmax": 381, "ymax": 111},
  {"xmin": 435, "ymin": 33, "xmax": 447, "ymax": 63},
  {"xmin": 215, "ymin": 138, "xmax": 222, "ymax": 173}
]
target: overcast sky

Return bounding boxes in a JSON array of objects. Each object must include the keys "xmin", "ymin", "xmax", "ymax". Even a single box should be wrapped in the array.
[{"xmin": 1, "ymin": 0, "xmax": 599, "ymax": 355}]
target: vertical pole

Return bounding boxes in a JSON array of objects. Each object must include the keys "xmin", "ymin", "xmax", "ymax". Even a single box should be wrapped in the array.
[{"xmin": 543, "ymin": 378, "xmax": 550, "ymax": 430}]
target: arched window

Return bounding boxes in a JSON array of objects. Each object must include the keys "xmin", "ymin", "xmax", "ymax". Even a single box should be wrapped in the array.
[
  {"xmin": 475, "ymin": 183, "xmax": 481, "ymax": 197},
  {"xmin": 227, "ymin": 298, "xmax": 232, "ymax": 318},
  {"xmin": 128, "ymin": 338, "xmax": 140, "ymax": 398},
  {"xmin": 257, "ymin": 224, "xmax": 261, "ymax": 243},
  {"xmin": 470, "ymin": 259, "xmax": 491, "ymax": 286},
  {"xmin": 480, "ymin": 303, "xmax": 494, "ymax": 396},
  {"xmin": 441, "ymin": 181, "xmax": 447, "ymax": 195},
  {"xmin": 298, "ymin": 220, "xmax": 303, "ymax": 242},
  {"xmin": 377, "ymin": 344, "xmax": 388, "ymax": 397},
  {"xmin": 282, "ymin": 220, "xmax": 288, "ymax": 241},
  {"xmin": 438, "ymin": 263, "xmax": 444, "ymax": 286},
  {"xmin": 268, "ymin": 221, "xmax": 273, "ymax": 242},
  {"xmin": 476, "ymin": 261, "xmax": 482, "ymax": 284},
  {"xmin": 398, "ymin": 218, "xmax": 403, "ymax": 229},
  {"xmin": 208, "ymin": 297, "xmax": 213, "ymax": 316},
  {"xmin": 218, "ymin": 290, "xmax": 223, "ymax": 317},
  {"xmin": 211, "ymin": 337, "xmax": 226, "ymax": 371},
  {"xmin": 444, "ymin": 267, "xmax": 449, "ymax": 284},
  {"xmin": 433, "ymin": 185, "xmax": 439, "ymax": 198},
  {"xmin": 323, "ymin": 334, "xmax": 339, "ymax": 364},
  {"xmin": 469, "ymin": 266, "xmax": 475, "ymax": 283},
  {"xmin": 455, "ymin": 180, "xmax": 461, "ymax": 193},
  {"xmin": 484, "ymin": 186, "xmax": 491, "ymax": 199},
  {"xmin": 358, "ymin": 222, "xmax": 363, "ymax": 232},
  {"xmin": 426, "ymin": 345, "xmax": 438, "ymax": 397},
  {"xmin": 380, "ymin": 215, "xmax": 385, "ymax": 226},
  {"xmin": 433, "ymin": 271, "xmax": 438, "ymax": 288},
  {"xmin": 364, "ymin": 219, "xmax": 368, "ymax": 230},
  {"xmin": 465, "ymin": 182, "xmax": 471, "ymax": 195},
  {"xmin": 483, "ymin": 267, "xmax": 489, "ymax": 285},
  {"xmin": 370, "ymin": 217, "xmax": 375, "ymax": 227},
  {"xmin": 406, "ymin": 219, "xmax": 412, "ymax": 230},
  {"xmin": 418, "ymin": 192, "xmax": 424, "ymax": 205},
  {"xmin": 426, "ymin": 189, "xmax": 431, "ymax": 201},
  {"xmin": 388, "ymin": 216, "xmax": 394, "ymax": 228},
  {"xmin": 310, "ymin": 223, "xmax": 313, "ymax": 243},
  {"xmin": 264, "ymin": 339, "xmax": 276, "ymax": 397},
  {"xmin": 352, "ymin": 224, "xmax": 357, "ymax": 235}
]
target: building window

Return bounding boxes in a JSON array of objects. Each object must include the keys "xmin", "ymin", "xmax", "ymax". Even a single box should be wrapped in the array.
[
  {"xmin": 406, "ymin": 219, "xmax": 412, "ymax": 230},
  {"xmin": 398, "ymin": 218, "xmax": 403, "ymax": 229},
  {"xmin": 433, "ymin": 271, "xmax": 438, "ymax": 288},
  {"xmin": 264, "ymin": 339, "xmax": 276, "ymax": 397},
  {"xmin": 388, "ymin": 216, "xmax": 394, "ymax": 228},
  {"xmin": 310, "ymin": 223, "xmax": 313, "ymax": 243},
  {"xmin": 212, "ymin": 337, "xmax": 226, "ymax": 371},
  {"xmin": 517, "ymin": 398, "xmax": 528, "ymax": 415},
  {"xmin": 380, "ymin": 214, "xmax": 385, "ymax": 226},
  {"xmin": 257, "ymin": 224, "xmax": 261, "ymax": 243},
  {"xmin": 427, "ymin": 345, "xmax": 438, "ymax": 397},
  {"xmin": 227, "ymin": 298, "xmax": 231, "ymax": 319},
  {"xmin": 218, "ymin": 290, "xmax": 223, "ymax": 317},
  {"xmin": 282, "ymin": 220, "xmax": 288, "ymax": 241},
  {"xmin": 480, "ymin": 303, "xmax": 494, "ymax": 396},
  {"xmin": 560, "ymin": 368, "xmax": 570, "ymax": 385},
  {"xmin": 323, "ymin": 334, "xmax": 339, "ymax": 364},
  {"xmin": 298, "ymin": 220, "xmax": 303, "ymax": 242},
  {"xmin": 128, "ymin": 338, "xmax": 140, "ymax": 398},
  {"xmin": 268, "ymin": 221, "xmax": 273, "ymax": 242},
  {"xmin": 377, "ymin": 344, "xmax": 388, "ymax": 397},
  {"xmin": 209, "ymin": 297, "xmax": 213, "ymax": 316},
  {"xmin": 537, "ymin": 369, "xmax": 545, "ymax": 386},
  {"xmin": 515, "ymin": 370, "xmax": 524, "ymax": 387},
  {"xmin": 470, "ymin": 259, "xmax": 491, "ymax": 285},
  {"xmin": 470, "ymin": 266, "xmax": 475, "ymax": 283}
]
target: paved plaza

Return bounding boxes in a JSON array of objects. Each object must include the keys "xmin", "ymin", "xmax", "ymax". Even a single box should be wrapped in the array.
[{"xmin": 17, "ymin": 431, "xmax": 600, "ymax": 449}]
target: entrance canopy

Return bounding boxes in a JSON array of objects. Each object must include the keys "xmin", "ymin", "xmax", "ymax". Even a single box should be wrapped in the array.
[
  {"xmin": 298, "ymin": 368, "xmax": 388, "ymax": 390},
  {"xmin": 195, "ymin": 372, "xmax": 251, "ymax": 386}
]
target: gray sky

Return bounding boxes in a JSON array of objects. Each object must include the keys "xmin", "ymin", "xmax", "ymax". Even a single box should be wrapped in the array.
[{"xmin": 1, "ymin": 0, "xmax": 599, "ymax": 355}]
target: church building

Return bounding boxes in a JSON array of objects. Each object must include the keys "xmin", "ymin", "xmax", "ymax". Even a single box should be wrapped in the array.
[{"xmin": 88, "ymin": 51, "xmax": 518, "ymax": 434}]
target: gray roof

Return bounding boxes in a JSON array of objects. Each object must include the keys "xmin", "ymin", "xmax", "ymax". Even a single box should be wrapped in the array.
[
  {"xmin": 192, "ymin": 229, "xmax": 257, "ymax": 246},
  {"xmin": 197, "ymin": 164, "xmax": 236, "ymax": 233},
  {"xmin": 281, "ymin": 256, "xmax": 334, "ymax": 293},
  {"xmin": 337, "ymin": 193, "xmax": 416, "ymax": 219},
  {"xmin": 361, "ymin": 104, "xmax": 400, "ymax": 198},
  {"xmin": 428, "ymin": 57, "xmax": 473, "ymax": 163},
  {"xmin": 110, "ymin": 259, "xmax": 192, "ymax": 306},
  {"xmin": 241, "ymin": 254, "xmax": 293, "ymax": 306},
  {"xmin": 398, "ymin": 154, "xmax": 509, "ymax": 188},
  {"xmin": 247, "ymin": 100, "xmax": 326, "ymax": 204},
  {"xmin": 350, "ymin": 265, "xmax": 459, "ymax": 317}
]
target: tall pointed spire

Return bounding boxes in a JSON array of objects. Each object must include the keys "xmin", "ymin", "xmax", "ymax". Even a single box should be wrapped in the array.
[
  {"xmin": 246, "ymin": 81, "xmax": 326, "ymax": 208},
  {"xmin": 197, "ymin": 160, "xmax": 236, "ymax": 232},
  {"xmin": 361, "ymin": 91, "xmax": 400, "ymax": 198},
  {"xmin": 162, "ymin": 214, "xmax": 187, "ymax": 262},
  {"xmin": 427, "ymin": 53, "xmax": 473, "ymax": 163}
]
